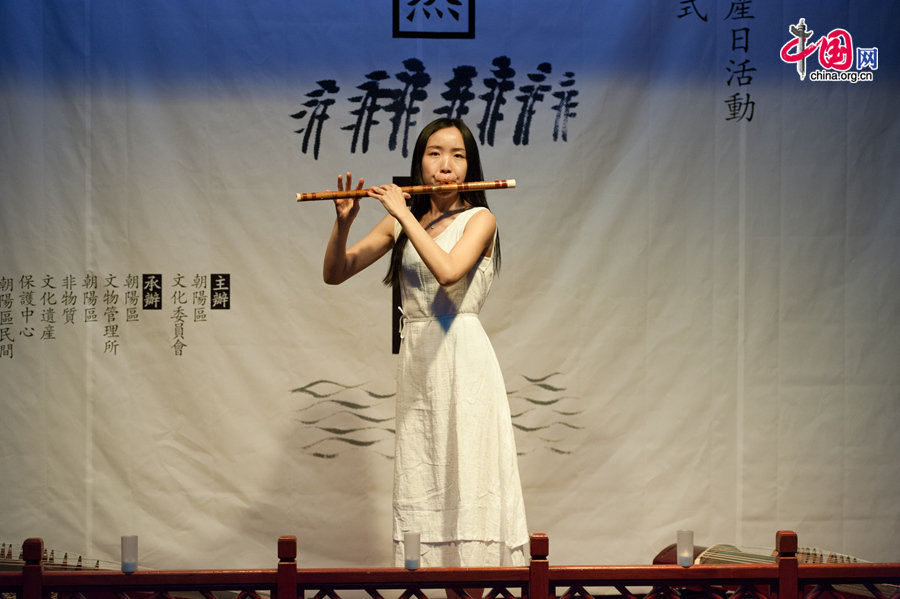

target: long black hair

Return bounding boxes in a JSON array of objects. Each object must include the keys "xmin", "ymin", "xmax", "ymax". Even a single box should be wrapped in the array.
[{"xmin": 382, "ymin": 118, "xmax": 500, "ymax": 286}]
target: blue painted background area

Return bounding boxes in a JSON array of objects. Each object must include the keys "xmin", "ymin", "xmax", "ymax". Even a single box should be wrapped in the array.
[{"xmin": 3, "ymin": 1, "xmax": 896, "ymax": 89}]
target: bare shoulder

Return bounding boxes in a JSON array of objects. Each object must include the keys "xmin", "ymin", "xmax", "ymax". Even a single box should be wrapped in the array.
[{"xmin": 464, "ymin": 207, "xmax": 497, "ymax": 231}]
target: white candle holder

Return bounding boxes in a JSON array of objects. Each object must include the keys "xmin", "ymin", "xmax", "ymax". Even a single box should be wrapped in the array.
[
  {"xmin": 677, "ymin": 530, "xmax": 694, "ymax": 567},
  {"xmin": 121, "ymin": 535, "xmax": 138, "ymax": 573},
  {"xmin": 403, "ymin": 532, "xmax": 420, "ymax": 570}
]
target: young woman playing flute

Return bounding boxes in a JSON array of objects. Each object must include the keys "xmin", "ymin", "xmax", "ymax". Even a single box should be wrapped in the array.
[{"xmin": 321, "ymin": 118, "xmax": 529, "ymax": 570}]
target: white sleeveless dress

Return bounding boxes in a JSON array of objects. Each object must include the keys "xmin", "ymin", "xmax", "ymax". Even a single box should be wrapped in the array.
[{"xmin": 392, "ymin": 207, "xmax": 529, "ymax": 567}]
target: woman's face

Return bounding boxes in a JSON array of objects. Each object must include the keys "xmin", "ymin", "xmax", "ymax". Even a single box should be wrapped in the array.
[{"xmin": 420, "ymin": 126, "xmax": 468, "ymax": 188}]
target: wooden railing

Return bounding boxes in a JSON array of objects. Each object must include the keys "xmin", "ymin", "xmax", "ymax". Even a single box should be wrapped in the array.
[{"xmin": 1, "ymin": 532, "xmax": 898, "ymax": 599}]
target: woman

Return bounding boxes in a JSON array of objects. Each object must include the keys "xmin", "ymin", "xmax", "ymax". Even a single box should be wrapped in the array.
[{"xmin": 323, "ymin": 118, "xmax": 528, "ymax": 568}]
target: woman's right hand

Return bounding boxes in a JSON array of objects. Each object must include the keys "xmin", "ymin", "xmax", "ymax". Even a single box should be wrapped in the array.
[
  {"xmin": 322, "ymin": 172, "xmax": 396, "ymax": 285},
  {"xmin": 331, "ymin": 172, "xmax": 365, "ymax": 223}
]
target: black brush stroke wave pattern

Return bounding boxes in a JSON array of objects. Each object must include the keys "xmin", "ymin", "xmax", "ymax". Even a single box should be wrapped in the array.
[
  {"xmin": 292, "ymin": 380, "xmax": 396, "ymax": 460},
  {"xmin": 291, "ymin": 373, "xmax": 581, "ymax": 459},
  {"xmin": 506, "ymin": 372, "xmax": 583, "ymax": 456}
]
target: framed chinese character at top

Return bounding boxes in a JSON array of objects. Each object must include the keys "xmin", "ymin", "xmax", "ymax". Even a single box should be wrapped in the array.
[{"xmin": 393, "ymin": 0, "xmax": 475, "ymax": 39}]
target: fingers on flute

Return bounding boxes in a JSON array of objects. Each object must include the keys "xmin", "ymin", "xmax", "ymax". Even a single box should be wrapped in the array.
[{"xmin": 337, "ymin": 172, "xmax": 365, "ymax": 192}]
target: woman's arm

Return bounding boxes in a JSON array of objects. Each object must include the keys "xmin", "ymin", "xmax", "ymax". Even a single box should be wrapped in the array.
[
  {"xmin": 323, "ymin": 214, "xmax": 395, "ymax": 285},
  {"xmin": 369, "ymin": 184, "xmax": 496, "ymax": 287},
  {"xmin": 322, "ymin": 173, "xmax": 395, "ymax": 285}
]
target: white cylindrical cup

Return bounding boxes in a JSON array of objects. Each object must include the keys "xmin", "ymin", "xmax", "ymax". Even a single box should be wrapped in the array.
[
  {"xmin": 121, "ymin": 535, "xmax": 138, "ymax": 573},
  {"xmin": 677, "ymin": 530, "xmax": 694, "ymax": 567},
  {"xmin": 403, "ymin": 532, "xmax": 420, "ymax": 570}
]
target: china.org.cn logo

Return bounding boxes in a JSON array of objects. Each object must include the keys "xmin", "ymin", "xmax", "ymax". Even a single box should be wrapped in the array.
[{"xmin": 780, "ymin": 18, "xmax": 878, "ymax": 83}]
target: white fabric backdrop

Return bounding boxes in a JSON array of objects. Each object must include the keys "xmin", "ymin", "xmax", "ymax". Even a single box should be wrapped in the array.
[{"xmin": 1, "ymin": 0, "xmax": 898, "ymax": 569}]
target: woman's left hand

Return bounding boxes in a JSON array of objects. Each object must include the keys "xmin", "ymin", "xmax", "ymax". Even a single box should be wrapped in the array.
[{"xmin": 367, "ymin": 184, "xmax": 411, "ymax": 218}]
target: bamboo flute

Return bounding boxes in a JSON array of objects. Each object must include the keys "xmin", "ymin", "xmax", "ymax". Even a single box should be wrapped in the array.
[{"xmin": 296, "ymin": 179, "xmax": 516, "ymax": 202}]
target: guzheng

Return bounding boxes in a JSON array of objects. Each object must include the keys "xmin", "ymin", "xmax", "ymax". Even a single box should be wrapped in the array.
[{"xmin": 697, "ymin": 544, "xmax": 898, "ymax": 599}]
